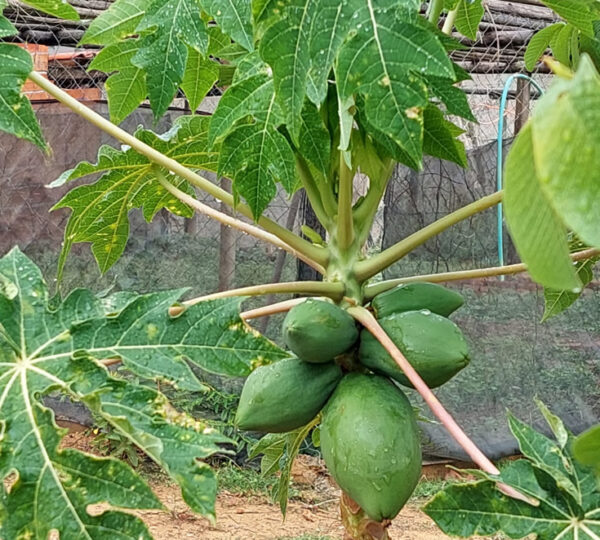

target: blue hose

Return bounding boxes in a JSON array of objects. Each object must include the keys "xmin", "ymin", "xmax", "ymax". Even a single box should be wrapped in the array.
[{"xmin": 496, "ymin": 74, "xmax": 544, "ymax": 277}]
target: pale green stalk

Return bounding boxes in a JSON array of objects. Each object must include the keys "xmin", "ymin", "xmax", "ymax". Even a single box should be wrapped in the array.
[
  {"xmin": 442, "ymin": 7, "xmax": 458, "ymax": 34},
  {"xmin": 28, "ymin": 71, "xmax": 328, "ymax": 268},
  {"xmin": 156, "ymin": 169, "xmax": 325, "ymax": 274},
  {"xmin": 363, "ymin": 247, "xmax": 600, "ymax": 299},
  {"xmin": 337, "ymin": 152, "xmax": 355, "ymax": 251},
  {"xmin": 428, "ymin": 0, "xmax": 445, "ymax": 23},
  {"xmin": 296, "ymin": 157, "xmax": 333, "ymax": 229},
  {"xmin": 355, "ymin": 190, "xmax": 503, "ymax": 281}
]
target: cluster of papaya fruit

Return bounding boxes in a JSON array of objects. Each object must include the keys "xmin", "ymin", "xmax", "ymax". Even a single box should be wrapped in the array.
[{"xmin": 235, "ymin": 282, "xmax": 469, "ymax": 521}]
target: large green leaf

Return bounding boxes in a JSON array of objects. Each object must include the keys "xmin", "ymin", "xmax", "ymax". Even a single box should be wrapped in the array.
[
  {"xmin": 335, "ymin": 1, "xmax": 453, "ymax": 166},
  {"xmin": 0, "ymin": 44, "xmax": 47, "ymax": 150},
  {"xmin": 203, "ymin": 0, "xmax": 254, "ymax": 52},
  {"xmin": 131, "ymin": 0, "xmax": 209, "ymax": 118},
  {"xmin": 531, "ymin": 56, "xmax": 600, "ymax": 248},
  {"xmin": 51, "ymin": 116, "xmax": 218, "ymax": 275},
  {"xmin": 504, "ymin": 124, "xmax": 579, "ymax": 290},
  {"xmin": 424, "ymin": 402, "xmax": 600, "ymax": 539},
  {"xmin": 422, "ymin": 104, "xmax": 467, "ymax": 167},
  {"xmin": 81, "ymin": 0, "xmax": 150, "ymax": 45},
  {"xmin": 20, "ymin": 0, "xmax": 79, "ymax": 20},
  {"xmin": 525, "ymin": 23, "xmax": 564, "ymax": 71},
  {"xmin": 88, "ymin": 40, "xmax": 147, "ymax": 125},
  {"xmin": 0, "ymin": 247, "xmax": 259, "ymax": 537}
]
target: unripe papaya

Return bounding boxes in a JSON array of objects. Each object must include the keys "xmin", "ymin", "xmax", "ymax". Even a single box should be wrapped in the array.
[
  {"xmin": 235, "ymin": 357, "xmax": 342, "ymax": 433},
  {"xmin": 282, "ymin": 299, "xmax": 358, "ymax": 363},
  {"xmin": 320, "ymin": 374, "xmax": 422, "ymax": 521},
  {"xmin": 371, "ymin": 282, "xmax": 464, "ymax": 319},
  {"xmin": 359, "ymin": 310, "xmax": 469, "ymax": 388}
]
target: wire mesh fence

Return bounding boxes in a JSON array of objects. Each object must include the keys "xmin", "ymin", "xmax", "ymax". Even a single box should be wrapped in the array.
[{"xmin": 1, "ymin": 0, "xmax": 598, "ymax": 459}]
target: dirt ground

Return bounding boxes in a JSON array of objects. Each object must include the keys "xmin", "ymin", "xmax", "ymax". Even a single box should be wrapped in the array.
[{"xmin": 61, "ymin": 428, "xmax": 475, "ymax": 540}]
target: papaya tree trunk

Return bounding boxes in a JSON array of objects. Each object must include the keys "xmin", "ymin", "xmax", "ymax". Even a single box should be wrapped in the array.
[{"xmin": 340, "ymin": 493, "xmax": 391, "ymax": 540}]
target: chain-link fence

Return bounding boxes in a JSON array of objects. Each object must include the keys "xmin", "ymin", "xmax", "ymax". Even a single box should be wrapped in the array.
[{"xmin": 1, "ymin": 0, "xmax": 598, "ymax": 459}]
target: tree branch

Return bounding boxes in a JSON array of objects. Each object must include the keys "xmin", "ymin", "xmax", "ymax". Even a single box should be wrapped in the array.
[
  {"xmin": 240, "ymin": 298, "xmax": 306, "ymax": 320},
  {"xmin": 363, "ymin": 247, "xmax": 600, "ymax": 299},
  {"xmin": 28, "ymin": 71, "xmax": 328, "ymax": 268},
  {"xmin": 355, "ymin": 190, "xmax": 503, "ymax": 281},
  {"xmin": 348, "ymin": 306, "xmax": 538, "ymax": 506},
  {"xmin": 156, "ymin": 170, "xmax": 325, "ymax": 274}
]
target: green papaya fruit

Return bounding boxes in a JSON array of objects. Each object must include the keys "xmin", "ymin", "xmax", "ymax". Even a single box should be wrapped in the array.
[
  {"xmin": 371, "ymin": 282, "xmax": 464, "ymax": 319},
  {"xmin": 320, "ymin": 374, "xmax": 422, "ymax": 521},
  {"xmin": 358, "ymin": 310, "xmax": 469, "ymax": 388},
  {"xmin": 235, "ymin": 357, "xmax": 342, "ymax": 433},
  {"xmin": 282, "ymin": 299, "xmax": 358, "ymax": 363}
]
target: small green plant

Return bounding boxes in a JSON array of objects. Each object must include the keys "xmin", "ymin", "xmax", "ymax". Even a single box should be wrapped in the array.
[{"xmin": 87, "ymin": 417, "xmax": 144, "ymax": 468}]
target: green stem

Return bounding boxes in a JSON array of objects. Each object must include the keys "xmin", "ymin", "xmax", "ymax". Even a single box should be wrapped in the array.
[
  {"xmin": 296, "ymin": 157, "xmax": 333, "ymax": 229},
  {"xmin": 428, "ymin": 0, "xmax": 444, "ymax": 24},
  {"xmin": 353, "ymin": 159, "xmax": 395, "ymax": 249},
  {"xmin": 177, "ymin": 281, "xmax": 346, "ymax": 313},
  {"xmin": 442, "ymin": 7, "xmax": 458, "ymax": 34},
  {"xmin": 155, "ymin": 169, "xmax": 325, "ymax": 274},
  {"xmin": 28, "ymin": 71, "xmax": 328, "ymax": 268},
  {"xmin": 363, "ymin": 247, "xmax": 600, "ymax": 299},
  {"xmin": 337, "ymin": 151, "xmax": 355, "ymax": 251},
  {"xmin": 355, "ymin": 190, "xmax": 503, "ymax": 281}
]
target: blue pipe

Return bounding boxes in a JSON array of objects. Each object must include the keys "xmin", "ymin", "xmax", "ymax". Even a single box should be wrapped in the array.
[{"xmin": 496, "ymin": 74, "xmax": 544, "ymax": 278}]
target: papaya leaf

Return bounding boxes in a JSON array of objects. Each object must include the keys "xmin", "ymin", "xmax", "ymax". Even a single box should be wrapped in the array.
[
  {"xmin": 574, "ymin": 425, "xmax": 600, "ymax": 478},
  {"xmin": 335, "ymin": 2, "xmax": 453, "ymax": 166},
  {"xmin": 202, "ymin": 0, "xmax": 254, "ymax": 52},
  {"xmin": 425, "ymin": 75, "xmax": 476, "ymax": 121},
  {"xmin": 550, "ymin": 23, "xmax": 576, "ymax": 66},
  {"xmin": 131, "ymin": 0, "xmax": 209, "ymax": 119},
  {"xmin": 540, "ymin": 0, "xmax": 597, "ymax": 37},
  {"xmin": 542, "ymin": 248, "xmax": 599, "ymax": 321},
  {"xmin": 424, "ymin": 402, "xmax": 600, "ymax": 540},
  {"xmin": 0, "ymin": 0, "xmax": 17, "ymax": 38},
  {"xmin": 0, "ymin": 247, "xmax": 239, "ymax": 537},
  {"xmin": 530, "ymin": 56, "xmax": 600, "ymax": 249},
  {"xmin": 454, "ymin": 0, "xmax": 483, "ymax": 41},
  {"xmin": 503, "ymin": 123, "xmax": 580, "ymax": 291},
  {"xmin": 88, "ymin": 40, "xmax": 147, "ymax": 125},
  {"xmin": 525, "ymin": 23, "xmax": 564, "ymax": 71},
  {"xmin": 297, "ymin": 100, "xmax": 331, "ymax": 177},
  {"xmin": 81, "ymin": 0, "xmax": 150, "ymax": 45},
  {"xmin": 422, "ymin": 104, "xmax": 467, "ymax": 167},
  {"xmin": 50, "ymin": 116, "xmax": 218, "ymax": 275},
  {"xmin": 181, "ymin": 47, "xmax": 219, "ymax": 112},
  {"xmin": 306, "ymin": 0, "xmax": 357, "ymax": 106},
  {"xmin": 0, "ymin": 44, "xmax": 47, "ymax": 150},
  {"xmin": 19, "ymin": 0, "xmax": 79, "ymax": 20}
]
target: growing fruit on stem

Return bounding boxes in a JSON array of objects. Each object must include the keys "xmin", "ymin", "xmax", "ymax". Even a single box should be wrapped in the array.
[
  {"xmin": 282, "ymin": 299, "xmax": 359, "ymax": 363},
  {"xmin": 358, "ymin": 310, "xmax": 470, "ymax": 388},
  {"xmin": 371, "ymin": 282, "xmax": 464, "ymax": 319},
  {"xmin": 320, "ymin": 374, "xmax": 422, "ymax": 521},
  {"xmin": 235, "ymin": 357, "xmax": 342, "ymax": 433}
]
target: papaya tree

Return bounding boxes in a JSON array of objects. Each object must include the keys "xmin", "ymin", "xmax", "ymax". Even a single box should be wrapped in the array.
[{"xmin": 0, "ymin": 0, "xmax": 599, "ymax": 538}]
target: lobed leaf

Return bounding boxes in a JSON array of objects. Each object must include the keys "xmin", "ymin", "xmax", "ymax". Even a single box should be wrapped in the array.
[
  {"xmin": 203, "ymin": 0, "xmax": 254, "ymax": 52},
  {"xmin": 0, "ymin": 248, "xmax": 280, "ymax": 536},
  {"xmin": 0, "ymin": 44, "xmax": 47, "ymax": 150},
  {"xmin": 51, "ymin": 116, "xmax": 218, "ymax": 275},
  {"xmin": 424, "ymin": 402, "xmax": 600, "ymax": 540},
  {"xmin": 20, "ymin": 0, "xmax": 79, "ymax": 20},
  {"xmin": 0, "ymin": 0, "xmax": 17, "ymax": 38},
  {"xmin": 82, "ymin": 0, "xmax": 150, "ymax": 45}
]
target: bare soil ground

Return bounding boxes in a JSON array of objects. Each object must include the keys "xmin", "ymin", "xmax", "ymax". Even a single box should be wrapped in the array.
[{"xmin": 61, "ymin": 428, "xmax": 479, "ymax": 540}]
